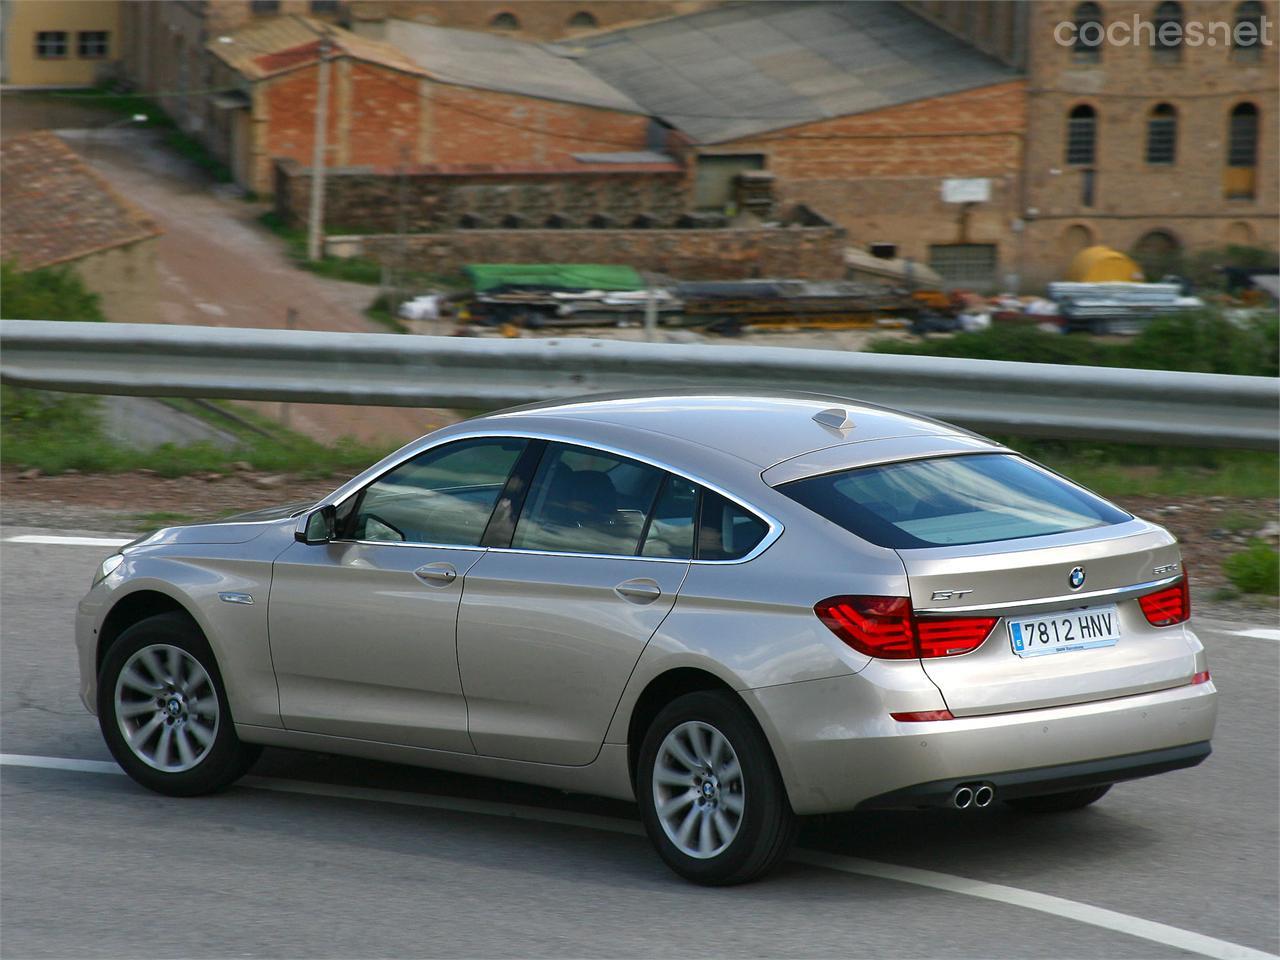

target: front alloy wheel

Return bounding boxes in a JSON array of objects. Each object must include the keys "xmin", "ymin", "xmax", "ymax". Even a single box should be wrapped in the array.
[{"xmin": 98, "ymin": 612, "xmax": 260, "ymax": 796}]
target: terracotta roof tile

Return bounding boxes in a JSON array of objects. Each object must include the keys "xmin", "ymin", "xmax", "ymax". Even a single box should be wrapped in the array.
[{"xmin": 1, "ymin": 132, "xmax": 161, "ymax": 271}]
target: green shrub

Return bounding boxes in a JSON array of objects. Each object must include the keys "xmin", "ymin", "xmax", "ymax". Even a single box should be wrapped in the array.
[
  {"xmin": 871, "ymin": 309, "xmax": 1278, "ymax": 377},
  {"xmin": 1223, "ymin": 541, "xmax": 1280, "ymax": 596},
  {"xmin": 1, "ymin": 260, "xmax": 104, "ymax": 322}
]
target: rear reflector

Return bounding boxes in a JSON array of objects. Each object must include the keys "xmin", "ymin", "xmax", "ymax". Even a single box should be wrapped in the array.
[
  {"xmin": 814, "ymin": 595, "xmax": 997, "ymax": 660},
  {"xmin": 1139, "ymin": 575, "xmax": 1190, "ymax": 627},
  {"xmin": 1191, "ymin": 670, "xmax": 1211, "ymax": 685},
  {"xmin": 890, "ymin": 709, "xmax": 956, "ymax": 722}
]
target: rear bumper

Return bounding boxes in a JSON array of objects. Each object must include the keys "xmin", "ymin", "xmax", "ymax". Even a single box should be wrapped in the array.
[
  {"xmin": 855, "ymin": 740, "xmax": 1211, "ymax": 809},
  {"xmin": 743, "ymin": 673, "xmax": 1218, "ymax": 815}
]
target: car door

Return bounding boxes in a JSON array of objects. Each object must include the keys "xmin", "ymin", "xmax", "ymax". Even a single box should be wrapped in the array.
[
  {"xmin": 457, "ymin": 443, "xmax": 696, "ymax": 765},
  {"xmin": 267, "ymin": 436, "xmax": 529, "ymax": 752}
]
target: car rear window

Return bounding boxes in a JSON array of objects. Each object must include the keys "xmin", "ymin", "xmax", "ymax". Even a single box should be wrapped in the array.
[{"xmin": 777, "ymin": 453, "xmax": 1130, "ymax": 549}]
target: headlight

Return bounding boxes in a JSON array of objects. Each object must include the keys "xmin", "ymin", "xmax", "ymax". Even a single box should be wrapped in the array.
[{"xmin": 92, "ymin": 554, "xmax": 124, "ymax": 587}]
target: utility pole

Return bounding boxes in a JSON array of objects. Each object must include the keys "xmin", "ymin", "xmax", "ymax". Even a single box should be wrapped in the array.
[{"xmin": 306, "ymin": 37, "xmax": 333, "ymax": 262}]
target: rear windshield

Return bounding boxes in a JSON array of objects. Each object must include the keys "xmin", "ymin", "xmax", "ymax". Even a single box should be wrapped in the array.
[{"xmin": 777, "ymin": 453, "xmax": 1130, "ymax": 549}]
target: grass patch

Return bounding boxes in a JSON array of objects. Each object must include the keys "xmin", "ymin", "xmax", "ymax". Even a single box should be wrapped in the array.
[
  {"xmin": 1000, "ymin": 437, "xmax": 1280, "ymax": 500},
  {"xmin": 365, "ymin": 294, "xmax": 408, "ymax": 333},
  {"xmin": 1223, "ymin": 541, "xmax": 1280, "ymax": 595},
  {"xmin": 258, "ymin": 211, "xmax": 383, "ymax": 285},
  {"xmin": 872, "ymin": 310, "xmax": 1279, "ymax": 377},
  {"xmin": 2, "ymin": 385, "xmax": 397, "ymax": 480}
]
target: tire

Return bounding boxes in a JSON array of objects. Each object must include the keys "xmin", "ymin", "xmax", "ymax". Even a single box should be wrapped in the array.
[
  {"xmin": 97, "ymin": 612, "xmax": 261, "ymax": 797},
  {"xmin": 637, "ymin": 691, "xmax": 796, "ymax": 885},
  {"xmin": 1006, "ymin": 784, "xmax": 1111, "ymax": 814}
]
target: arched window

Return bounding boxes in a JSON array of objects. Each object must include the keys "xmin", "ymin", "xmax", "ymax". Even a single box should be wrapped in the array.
[
  {"xmin": 1072, "ymin": 2, "xmax": 1104, "ymax": 63},
  {"xmin": 1066, "ymin": 104, "xmax": 1097, "ymax": 165},
  {"xmin": 1234, "ymin": 1, "xmax": 1265, "ymax": 60},
  {"xmin": 489, "ymin": 11, "xmax": 519, "ymax": 30},
  {"xmin": 568, "ymin": 11, "xmax": 598, "ymax": 29},
  {"xmin": 1153, "ymin": 2, "xmax": 1182, "ymax": 62},
  {"xmin": 1225, "ymin": 102, "xmax": 1258, "ymax": 198},
  {"xmin": 1146, "ymin": 103, "xmax": 1177, "ymax": 163},
  {"xmin": 1133, "ymin": 230, "xmax": 1183, "ymax": 279}
]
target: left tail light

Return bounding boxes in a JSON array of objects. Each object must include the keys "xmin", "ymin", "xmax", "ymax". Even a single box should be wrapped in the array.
[
  {"xmin": 1139, "ymin": 574, "xmax": 1190, "ymax": 627},
  {"xmin": 815, "ymin": 595, "xmax": 997, "ymax": 659}
]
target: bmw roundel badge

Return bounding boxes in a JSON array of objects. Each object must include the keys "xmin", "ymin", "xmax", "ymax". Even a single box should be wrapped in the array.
[{"xmin": 1068, "ymin": 566, "xmax": 1086, "ymax": 590}]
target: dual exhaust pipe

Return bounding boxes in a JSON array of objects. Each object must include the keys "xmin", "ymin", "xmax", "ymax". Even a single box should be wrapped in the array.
[{"xmin": 950, "ymin": 782, "xmax": 995, "ymax": 810}]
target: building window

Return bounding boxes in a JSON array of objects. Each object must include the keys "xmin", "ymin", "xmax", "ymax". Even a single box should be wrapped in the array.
[
  {"xmin": 1234, "ymin": 1, "xmax": 1265, "ymax": 61},
  {"xmin": 1065, "ymin": 104, "xmax": 1097, "ymax": 165},
  {"xmin": 1146, "ymin": 103, "xmax": 1177, "ymax": 163},
  {"xmin": 1225, "ymin": 102, "xmax": 1259, "ymax": 198},
  {"xmin": 310, "ymin": 0, "xmax": 340, "ymax": 11},
  {"xmin": 35, "ymin": 31, "xmax": 68, "ymax": 59},
  {"xmin": 928, "ymin": 244, "xmax": 999, "ymax": 291},
  {"xmin": 568, "ymin": 11, "xmax": 598, "ymax": 29},
  {"xmin": 1072, "ymin": 2, "xmax": 1103, "ymax": 63},
  {"xmin": 490, "ymin": 12, "xmax": 520, "ymax": 30},
  {"xmin": 1153, "ymin": 2, "xmax": 1182, "ymax": 63},
  {"xmin": 76, "ymin": 31, "xmax": 109, "ymax": 59},
  {"xmin": 1132, "ymin": 230, "xmax": 1183, "ymax": 279},
  {"xmin": 250, "ymin": 0, "xmax": 281, "ymax": 14}
]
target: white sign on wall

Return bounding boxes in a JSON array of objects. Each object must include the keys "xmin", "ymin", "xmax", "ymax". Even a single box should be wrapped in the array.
[{"xmin": 942, "ymin": 178, "xmax": 992, "ymax": 203}]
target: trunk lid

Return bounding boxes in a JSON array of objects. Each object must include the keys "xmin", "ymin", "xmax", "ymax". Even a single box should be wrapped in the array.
[{"xmin": 901, "ymin": 519, "xmax": 1198, "ymax": 716}]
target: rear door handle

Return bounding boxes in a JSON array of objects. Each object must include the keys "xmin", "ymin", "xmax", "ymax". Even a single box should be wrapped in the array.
[
  {"xmin": 414, "ymin": 562, "xmax": 457, "ymax": 586},
  {"xmin": 615, "ymin": 578, "xmax": 662, "ymax": 604}
]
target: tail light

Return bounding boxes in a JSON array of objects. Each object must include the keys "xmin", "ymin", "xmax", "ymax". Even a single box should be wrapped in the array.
[
  {"xmin": 1191, "ymin": 670, "xmax": 1211, "ymax": 685},
  {"xmin": 815, "ymin": 595, "xmax": 997, "ymax": 659},
  {"xmin": 1139, "ymin": 574, "xmax": 1190, "ymax": 626}
]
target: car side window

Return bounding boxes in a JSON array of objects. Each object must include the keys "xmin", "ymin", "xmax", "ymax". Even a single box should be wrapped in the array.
[
  {"xmin": 511, "ymin": 442, "xmax": 664, "ymax": 556},
  {"xmin": 697, "ymin": 490, "xmax": 768, "ymax": 561},
  {"xmin": 640, "ymin": 474, "xmax": 698, "ymax": 559},
  {"xmin": 347, "ymin": 437, "xmax": 526, "ymax": 546}
]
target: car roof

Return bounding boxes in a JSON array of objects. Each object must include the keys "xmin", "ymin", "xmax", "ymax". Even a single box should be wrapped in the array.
[{"xmin": 483, "ymin": 389, "xmax": 982, "ymax": 469}]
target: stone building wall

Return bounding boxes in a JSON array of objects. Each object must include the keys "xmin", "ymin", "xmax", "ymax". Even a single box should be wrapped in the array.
[
  {"xmin": 274, "ymin": 159, "xmax": 688, "ymax": 232},
  {"xmin": 328, "ymin": 225, "xmax": 848, "ymax": 280}
]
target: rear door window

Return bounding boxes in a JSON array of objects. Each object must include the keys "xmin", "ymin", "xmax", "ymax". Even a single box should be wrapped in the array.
[
  {"xmin": 778, "ymin": 453, "xmax": 1129, "ymax": 549},
  {"xmin": 511, "ymin": 443, "xmax": 665, "ymax": 556}
]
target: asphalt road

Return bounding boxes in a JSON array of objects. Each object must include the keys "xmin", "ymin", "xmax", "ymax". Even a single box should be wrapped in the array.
[{"xmin": 2, "ymin": 528, "xmax": 1277, "ymax": 959}]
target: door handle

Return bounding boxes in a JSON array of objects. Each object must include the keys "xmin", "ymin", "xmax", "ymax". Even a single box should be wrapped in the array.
[
  {"xmin": 615, "ymin": 578, "xmax": 662, "ymax": 604},
  {"xmin": 414, "ymin": 562, "xmax": 457, "ymax": 586}
]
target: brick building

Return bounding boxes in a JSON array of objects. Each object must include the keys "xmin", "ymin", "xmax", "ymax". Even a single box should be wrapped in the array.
[
  {"xmin": 907, "ymin": 0, "xmax": 1279, "ymax": 287},
  {"xmin": 578, "ymin": 2, "xmax": 1027, "ymax": 290},
  {"xmin": 1, "ymin": 0, "xmax": 121, "ymax": 88},
  {"xmin": 204, "ymin": 15, "xmax": 659, "ymax": 194},
  {"xmin": 346, "ymin": 1, "xmax": 716, "ymax": 41}
]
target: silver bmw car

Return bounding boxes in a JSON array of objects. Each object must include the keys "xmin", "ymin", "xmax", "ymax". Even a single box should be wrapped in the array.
[{"xmin": 77, "ymin": 392, "xmax": 1216, "ymax": 884}]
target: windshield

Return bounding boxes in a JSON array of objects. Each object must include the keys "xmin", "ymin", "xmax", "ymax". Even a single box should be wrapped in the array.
[{"xmin": 778, "ymin": 453, "xmax": 1131, "ymax": 549}]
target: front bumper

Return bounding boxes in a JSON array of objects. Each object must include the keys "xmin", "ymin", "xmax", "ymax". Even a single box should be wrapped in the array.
[{"xmin": 743, "ymin": 672, "xmax": 1218, "ymax": 815}]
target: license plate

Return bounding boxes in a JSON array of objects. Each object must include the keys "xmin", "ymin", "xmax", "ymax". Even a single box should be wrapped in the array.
[{"xmin": 1008, "ymin": 605, "xmax": 1120, "ymax": 658}]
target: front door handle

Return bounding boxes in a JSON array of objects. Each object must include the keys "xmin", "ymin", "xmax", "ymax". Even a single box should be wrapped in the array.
[
  {"xmin": 414, "ymin": 562, "xmax": 457, "ymax": 586},
  {"xmin": 615, "ymin": 578, "xmax": 662, "ymax": 604}
]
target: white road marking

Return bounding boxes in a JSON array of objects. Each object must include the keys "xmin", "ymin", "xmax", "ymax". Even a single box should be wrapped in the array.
[
  {"xmin": 1233, "ymin": 628, "xmax": 1280, "ymax": 642},
  {"xmin": 4, "ymin": 535, "xmax": 132, "ymax": 548},
  {"xmin": 2, "ymin": 752, "xmax": 1275, "ymax": 960}
]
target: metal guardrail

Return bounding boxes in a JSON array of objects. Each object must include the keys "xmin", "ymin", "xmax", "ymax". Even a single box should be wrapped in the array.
[{"xmin": 1, "ymin": 320, "xmax": 1276, "ymax": 449}]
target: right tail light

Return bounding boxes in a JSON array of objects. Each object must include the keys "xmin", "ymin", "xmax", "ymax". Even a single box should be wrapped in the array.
[{"xmin": 1139, "ymin": 574, "xmax": 1190, "ymax": 626}]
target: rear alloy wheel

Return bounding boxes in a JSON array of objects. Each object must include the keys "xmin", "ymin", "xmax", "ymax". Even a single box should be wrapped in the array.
[
  {"xmin": 638, "ymin": 691, "xmax": 795, "ymax": 885},
  {"xmin": 1007, "ymin": 784, "xmax": 1111, "ymax": 814},
  {"xmin": 98, "ymin": 612, "xmax": 260, "ymax": 796}
]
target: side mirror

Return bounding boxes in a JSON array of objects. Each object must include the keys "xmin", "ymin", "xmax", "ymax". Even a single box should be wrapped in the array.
[{"xmin": 296, "ymin": 504, "xmax": 337, "ymax": 544}]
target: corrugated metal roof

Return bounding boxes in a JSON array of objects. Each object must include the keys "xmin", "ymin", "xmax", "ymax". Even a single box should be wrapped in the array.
[
  {"xmin": 574, "ymin": 1, "xmax": 1021, "ymax": 143},
  {"xmin": 383, "ymin": 20, "xmax": 645, "ymax": 113}
]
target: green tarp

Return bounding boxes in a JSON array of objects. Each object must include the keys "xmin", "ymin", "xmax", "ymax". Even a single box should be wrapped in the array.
[{"xmin": 466, "ymin": 263, "xmax": 644, "ymax": 293}]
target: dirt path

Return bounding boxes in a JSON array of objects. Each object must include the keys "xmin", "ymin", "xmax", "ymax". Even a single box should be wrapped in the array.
[{"xmin": 59, "ymin": 127, "xmax": 451, "ymax": 446}]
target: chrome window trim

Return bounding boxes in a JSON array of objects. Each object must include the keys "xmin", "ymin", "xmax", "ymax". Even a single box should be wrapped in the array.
[
  {"xmin": 914, "ymin": 574, "xmax": 1182, "ymax": 617},
  {"xmin": 299, "ymin": 429, "xmax": 783, "ymax": 565}
]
